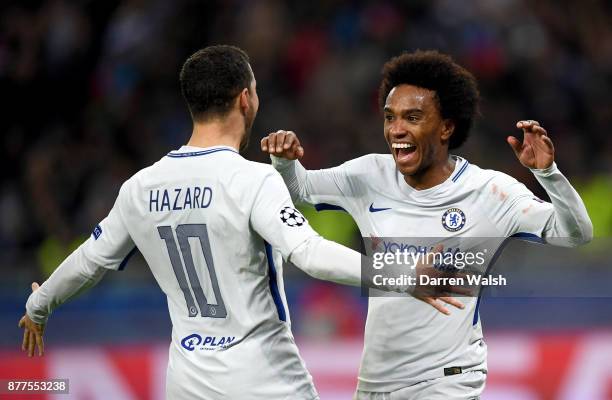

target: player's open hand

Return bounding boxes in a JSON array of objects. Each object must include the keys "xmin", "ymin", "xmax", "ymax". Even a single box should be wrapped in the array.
[
  {"xmin": 261, "ymin": 130, "xmax": 304, "ymax": 160},
  {"xmin": 412, "ymin": 245, "xmax": 467, "ymax": 315},
  {"xmin": 507, "ymin": 120, "xmax": 555, "ymax": 169},
  {"xmin": 18, "ymin": 282, "xmax": 45, "ymax": 357}
]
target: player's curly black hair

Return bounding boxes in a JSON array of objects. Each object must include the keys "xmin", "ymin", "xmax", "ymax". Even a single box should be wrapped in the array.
[
  {"xmin": 180, "ymin": 45, "xmax": 252, "ymax": 121},
  {"xmin": 379, "ymin": 50, "xmax": 480, "ymax": 149}
]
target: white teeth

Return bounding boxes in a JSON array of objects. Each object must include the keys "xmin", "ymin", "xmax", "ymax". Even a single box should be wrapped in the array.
[{"xmin": 391, "ymin": 143, "xmax": 415, "ymax": 149}]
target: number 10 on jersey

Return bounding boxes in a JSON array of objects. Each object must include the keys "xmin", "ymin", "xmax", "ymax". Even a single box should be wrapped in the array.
[{"xmin": 158, "ymin": 224, "xmax": 227, "ymax": 318}]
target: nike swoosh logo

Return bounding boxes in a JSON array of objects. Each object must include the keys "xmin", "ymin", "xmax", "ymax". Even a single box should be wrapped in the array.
[{"xmin": 369, "ymin": 203, "xmax": 391, "ymax": 212}]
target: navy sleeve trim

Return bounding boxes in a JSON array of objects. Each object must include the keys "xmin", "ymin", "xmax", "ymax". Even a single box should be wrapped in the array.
[
  {"xmin": 314, "ymin": 203, "xmax": 348, "ymax": 212},
  {"xmin": 264, "ymin": 242, "xmax": 287, "ymax": 322},
  {"xmin": 118, "ymin": 246, "xmax": 138, "ymax": 271}
]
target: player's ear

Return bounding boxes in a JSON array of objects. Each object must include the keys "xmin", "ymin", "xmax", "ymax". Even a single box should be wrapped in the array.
[
  {"xmin": 441, "ymin": 119, "xmax": 455, "ymax": 142},
  {"xmin": 239, "ymin": 88, "xmax": 250, "ymax": 115}
]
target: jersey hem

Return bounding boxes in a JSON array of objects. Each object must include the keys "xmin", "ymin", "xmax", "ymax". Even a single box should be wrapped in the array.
[{"xmin": 356, "ymin": 364, "xmax": 488, "ymax": 393}]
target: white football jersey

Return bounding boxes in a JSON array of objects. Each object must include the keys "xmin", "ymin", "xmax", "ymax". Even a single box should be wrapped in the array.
[
  {"xmin": 80, "ymin": 145, "xmax": 319, "ymax": 399},
  {"xmin": 273, "ymin": 153, "xmax": 591, "ymax": 392}
]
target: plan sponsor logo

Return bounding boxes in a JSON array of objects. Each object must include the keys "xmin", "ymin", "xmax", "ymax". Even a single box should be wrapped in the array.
[{"xmin": 181, "ymin": 334, "xmax": 236, "ymax": 351}]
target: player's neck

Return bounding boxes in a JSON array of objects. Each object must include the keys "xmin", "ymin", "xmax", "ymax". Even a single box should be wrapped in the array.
[
  {"xmin": 403, "ymin": 155, "xmax": 455, "ymax": 190},
  {"xmin": 187, "ymin": 115, "xmax": 244, "ymax": 151}
]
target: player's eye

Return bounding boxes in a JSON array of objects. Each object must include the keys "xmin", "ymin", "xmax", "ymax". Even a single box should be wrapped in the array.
[
  {"xmin": 407, "ymin": 115, "xmax": 419, "ymax": 122},
  {"xmin": 384, "ymin": 114, "xmax": 394, "ymax": 122}
]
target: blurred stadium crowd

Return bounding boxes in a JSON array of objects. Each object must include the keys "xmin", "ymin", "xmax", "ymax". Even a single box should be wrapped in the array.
[{"xmin": 2, "ymin": 0, "xmax": 612, "ymax": 337}]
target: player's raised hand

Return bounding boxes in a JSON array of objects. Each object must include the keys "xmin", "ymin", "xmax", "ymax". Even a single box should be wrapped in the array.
[
  {"xmin": 261, "ymin": 130, "xmax": 304, "ymax": 160},
  {"xmin": 412, "ymin": 245, "xmax": 467, "ymax": 315},
  {"xmin": 18, "ymin": 282, "xmax": 45, "ymax": 357},
  {"xmin": 507, "ymin": 120, "xmax": 555, "ymax": 169}
]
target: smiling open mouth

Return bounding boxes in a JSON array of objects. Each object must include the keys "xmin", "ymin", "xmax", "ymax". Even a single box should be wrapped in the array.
[{"xmin": 391, "ymin": 142, "xmax": 417, "ymax": 162}]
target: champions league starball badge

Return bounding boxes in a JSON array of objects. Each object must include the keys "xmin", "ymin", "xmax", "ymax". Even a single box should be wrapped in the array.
[
  {"xmin": 442, "ymin": 208, "xmax": 466, "ymax": 232},
  {"xmin": 279, "ymin": 206, "xmax": 306, "ymax": 227}
]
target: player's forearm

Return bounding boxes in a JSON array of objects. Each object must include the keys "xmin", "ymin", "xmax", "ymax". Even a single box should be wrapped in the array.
[
  {"xmin": 289, "ymin": 236, "xmax": 361, "ymax": 285},
  {"xmin": 289, "ymin": 236, "xmax": 408, "ymax": 292},
  {"xmin": 270, "ymin": 156, "xmax": 309, "ymax": 204},
  {"xmin": 26, "ymin": 246, "xmax": 107, "ymax": 324},
  {"xmin": 531, "ymin": 162, "xmax": 593, "ymax": 245}
]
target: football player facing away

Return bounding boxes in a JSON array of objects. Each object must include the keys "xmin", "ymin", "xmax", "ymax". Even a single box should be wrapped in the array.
[
  {"xmin": 262, "ymin": 50, "xmax": 593, "ymax": 399},
  {"xmin": 18, "ymin": 46, "xmax": 463, "ymax": 400}
]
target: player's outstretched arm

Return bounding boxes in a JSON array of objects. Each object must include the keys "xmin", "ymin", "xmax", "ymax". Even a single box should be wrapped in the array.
[
  {"xmin": 290, "ymin": 239, "xmax": 466, "ymax": 315},
  {"xmin": 19, "ymin": 245, "xmax": 108, "ymax": 357},
  {"xmin": 505, "ymin": 120, "xmax": 593, "ymax": 245},
  {"xmin": 251, "ymin": 171, "xmax": 464, "ymax": 314},
  {"xmin": 19, "ymin": 183, "xmax": 136, "ymax": 356}
]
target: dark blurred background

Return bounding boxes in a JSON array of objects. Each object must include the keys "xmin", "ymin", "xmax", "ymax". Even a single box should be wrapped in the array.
[{"xmin": 1, "ymin": 1, "xmax": 612, "ymax": 399}]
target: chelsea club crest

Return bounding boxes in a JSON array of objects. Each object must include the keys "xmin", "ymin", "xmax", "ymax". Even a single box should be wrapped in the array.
[{"xmin": 442, "ymin": 208, "xmax": 466, "ymax": 232}]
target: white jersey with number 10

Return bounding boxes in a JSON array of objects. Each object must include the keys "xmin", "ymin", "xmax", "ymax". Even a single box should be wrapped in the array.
[{"xmin": 30, "ymin": 145, "xmax": 326, "ymax": 399}]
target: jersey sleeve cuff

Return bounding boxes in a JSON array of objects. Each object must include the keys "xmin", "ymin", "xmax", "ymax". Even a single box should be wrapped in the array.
[
  {"xmin": 25, "ymin": 296, "xmax": 49, "ymax": 325},
  {"xmin": 270, "ymin": 155, "xmax": 295, "ymax": 170},
  {"xmin": 530, "ymin": 162, "xmax": 559, "ymax": 178}
]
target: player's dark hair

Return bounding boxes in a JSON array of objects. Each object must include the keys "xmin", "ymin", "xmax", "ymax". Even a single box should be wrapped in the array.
[
  {"xmin": 379, "ymin": 50, "xmax": 480, "ymax": 149},
  {"xmin": 180, "ymin": 45, "xmax": 252, "ymax": 121}
]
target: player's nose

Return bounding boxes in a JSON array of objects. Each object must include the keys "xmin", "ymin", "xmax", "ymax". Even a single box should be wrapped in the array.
[{"xmin": 388, "ymin": 126, "xmax": 408, "ymax": 138}]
